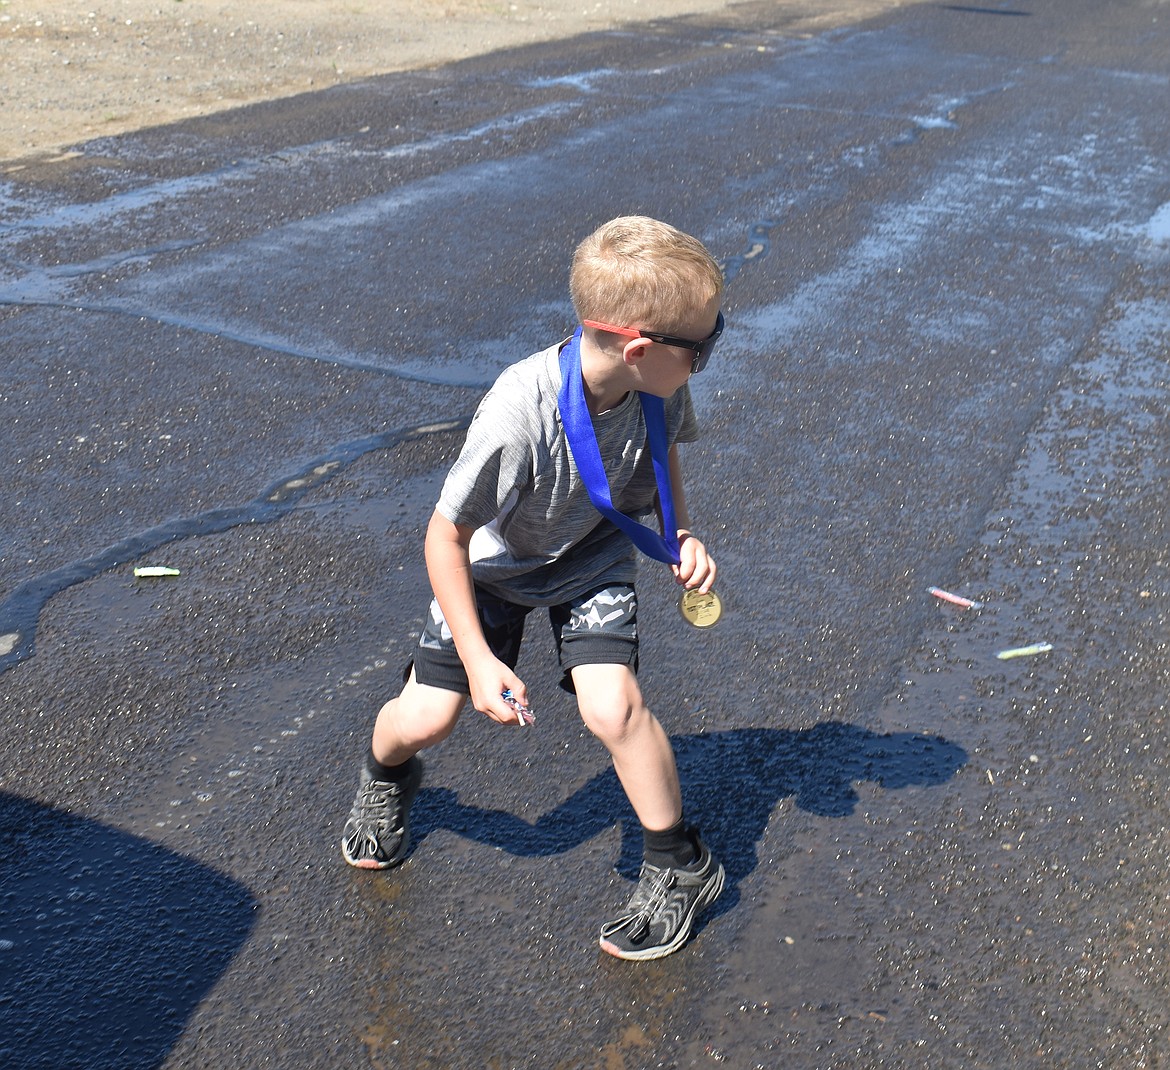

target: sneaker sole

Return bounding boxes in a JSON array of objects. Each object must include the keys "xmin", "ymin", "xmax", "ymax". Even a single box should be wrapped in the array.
[
  {"xmin": 341, "ymin": 850, "xmax": 401, "ymax": 871},
  {"xmin": 599, "ymin": 862, "xmax": 726, "ymax": 961}
]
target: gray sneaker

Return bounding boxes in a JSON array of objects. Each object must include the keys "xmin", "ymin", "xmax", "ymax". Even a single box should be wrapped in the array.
[
  {"xmin": 340, "ymin": 756, "xmax": 423, "ymax": 869},
  {"xmin": 599, "ymin": 831, "xmax": 724, "ymax": 960}
]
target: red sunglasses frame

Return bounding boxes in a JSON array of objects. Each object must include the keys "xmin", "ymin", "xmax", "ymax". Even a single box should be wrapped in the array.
[{"xmin": 581, "ymin": 311, "xmax": 725, "ymax": 374}]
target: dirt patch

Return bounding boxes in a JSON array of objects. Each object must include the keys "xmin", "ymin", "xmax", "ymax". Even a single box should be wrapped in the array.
[{"xmin": 0, "ymin": 0, "xmax": 921, "ymax": 166}]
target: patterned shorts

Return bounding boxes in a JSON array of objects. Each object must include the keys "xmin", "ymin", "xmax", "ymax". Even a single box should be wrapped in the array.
[{"xmin": 409, "ymin": 583, "xmax": 639, "ymax": 695}]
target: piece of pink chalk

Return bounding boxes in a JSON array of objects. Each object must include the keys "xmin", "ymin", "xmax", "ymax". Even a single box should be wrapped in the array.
[{"xmin": 929, "ymin": 586, "xmax": 982, "ymax": 609}]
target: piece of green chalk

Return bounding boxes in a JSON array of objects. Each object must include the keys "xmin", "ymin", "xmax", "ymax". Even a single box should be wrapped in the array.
[{"xmin": 996, "ymin": 642, "xmax": 1053, "ymax": 660}]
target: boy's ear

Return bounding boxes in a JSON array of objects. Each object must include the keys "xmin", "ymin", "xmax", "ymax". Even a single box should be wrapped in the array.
[{"xmin": 622, "ymin": 337, "xmax": 652, "ymax": 366}]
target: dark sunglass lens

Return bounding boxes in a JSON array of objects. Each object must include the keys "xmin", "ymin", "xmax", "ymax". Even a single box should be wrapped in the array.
[{"xmin": 691, "ymin": 326, "xmax": 722, "ymax": 373}]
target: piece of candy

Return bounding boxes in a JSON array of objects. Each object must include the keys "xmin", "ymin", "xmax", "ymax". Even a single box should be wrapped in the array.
[{"xmin": 501, "ymin": 689, "xmax": 535, "ymax": 726}]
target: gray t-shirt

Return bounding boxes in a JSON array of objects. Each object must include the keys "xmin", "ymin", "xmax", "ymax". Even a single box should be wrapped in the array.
[{"xmin": 436, "ymin": 339, "xmax": 699, "ymax": 606}]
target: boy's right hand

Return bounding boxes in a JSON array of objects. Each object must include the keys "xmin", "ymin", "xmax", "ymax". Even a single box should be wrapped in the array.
[{"xmin": 466, "ymin": 655, "xmax": 530, "ymax": 726}]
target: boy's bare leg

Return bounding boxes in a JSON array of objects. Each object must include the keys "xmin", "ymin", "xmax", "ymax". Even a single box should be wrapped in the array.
[
  {"xmin": 371, "ymin": 669, "xmax": 467, "ymax": 766},
  {"xmin": 570, "ymin": 662, "xmax": 682, "ymax": 831},
  {"xmin": 575, "ymin": 661, "xmax": 725, "ymax": 960}
]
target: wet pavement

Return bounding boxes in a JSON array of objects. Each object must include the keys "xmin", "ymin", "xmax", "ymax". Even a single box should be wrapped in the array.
[{"xmin": 2, "ymin": 0, "xmax": 1169, "ymax": 1066}]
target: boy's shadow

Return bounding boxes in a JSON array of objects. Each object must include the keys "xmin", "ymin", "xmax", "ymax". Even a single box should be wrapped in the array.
[{"xmin": 413, "ymin": 723, "xmax": 966, "ymax": 915}]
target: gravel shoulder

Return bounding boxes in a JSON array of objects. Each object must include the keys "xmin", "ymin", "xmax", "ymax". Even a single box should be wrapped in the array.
[{"xmin": 1, "ymin": 0, "xmax": 921, "ymax": 167}]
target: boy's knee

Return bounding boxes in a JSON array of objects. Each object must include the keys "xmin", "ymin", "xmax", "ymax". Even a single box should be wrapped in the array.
[
  {"xmin": 385, "ymin": 678, "xmax": 466, "ymax": 744},
  {"xmin": 573, "ymin": 666, "xmax": 644, "ymax": 742},
  {"xmin": 579, "ymin": 696, "xmax": 637, "ymax": 742}
]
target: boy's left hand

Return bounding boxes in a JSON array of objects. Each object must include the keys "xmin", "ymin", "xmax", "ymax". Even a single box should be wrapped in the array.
[{"xmin": 674, "ymin": 530, "xmax": 716, "ymax": 593}]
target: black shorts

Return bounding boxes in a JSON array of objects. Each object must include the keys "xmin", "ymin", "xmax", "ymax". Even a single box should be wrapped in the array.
[{"xmin": 408, "ymin": 583, "xmax": 639, "ymax": 695}]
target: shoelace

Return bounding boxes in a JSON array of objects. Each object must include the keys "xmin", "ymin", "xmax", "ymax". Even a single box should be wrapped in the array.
[
  {"xmin": 356, "ymin": 780, "xmax": 405, "ymax": 829},
  {"xmin": 345, "ymin": 781, "xmax": 405, "ymax": 858},
  {"xmin": 609, "ymin": 865, "xmax": 676, "ymax": 943}
]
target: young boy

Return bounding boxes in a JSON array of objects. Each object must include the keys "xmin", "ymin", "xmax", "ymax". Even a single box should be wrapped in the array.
[{"xmin": 341, "ymin": 215, "xmax": 726, "ymax": 961}]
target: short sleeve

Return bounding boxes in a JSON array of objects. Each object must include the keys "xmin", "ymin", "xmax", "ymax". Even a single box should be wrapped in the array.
[{"xmin": 437, "ymin": 388, "xmax": 536, "ymax": 529}]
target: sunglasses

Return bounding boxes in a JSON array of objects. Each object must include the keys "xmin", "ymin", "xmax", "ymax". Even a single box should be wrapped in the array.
[{"xmin": 581, "ymin": 310, "xmax": 724, "ymax": 374}]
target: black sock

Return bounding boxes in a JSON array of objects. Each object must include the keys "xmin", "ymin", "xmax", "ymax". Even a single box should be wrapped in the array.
[
  {"xmin": 642, "ymin": 816, "xmax": 698, "ymax": 868},
  {"xmin": 367, "ymin": 749, "xmax": 415, "ymax": 781}
]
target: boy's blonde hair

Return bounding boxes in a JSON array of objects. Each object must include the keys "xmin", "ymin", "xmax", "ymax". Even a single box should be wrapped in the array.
[{"xmin": 570, "ymin": 216, "xmax": 723, "ymax": 335}]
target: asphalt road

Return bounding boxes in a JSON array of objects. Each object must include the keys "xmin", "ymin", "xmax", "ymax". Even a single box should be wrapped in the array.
[{"xmin": 2, "ymin": 0, "xmax": 1169, "ymax": 1067}]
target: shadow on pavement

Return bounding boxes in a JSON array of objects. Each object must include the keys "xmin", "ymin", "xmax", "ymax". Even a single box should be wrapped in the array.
[
  {"xmin": 0, "ymin": 792, "xmax": 256, "ymax": 1070},
  {"xmin": 414, "ymin": 723, "xmax": 967, "ymax": 911}
]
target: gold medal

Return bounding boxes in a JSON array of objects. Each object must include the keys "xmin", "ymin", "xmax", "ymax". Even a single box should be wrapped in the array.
[{"xmin": 678, "ymin": 587, "xmax": 723, "ymax": 628}]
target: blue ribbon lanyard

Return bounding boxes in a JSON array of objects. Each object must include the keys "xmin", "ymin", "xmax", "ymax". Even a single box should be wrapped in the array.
[{"xmin": 557, "ymin": 328, "xmax": 681, "ymax": 566}]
